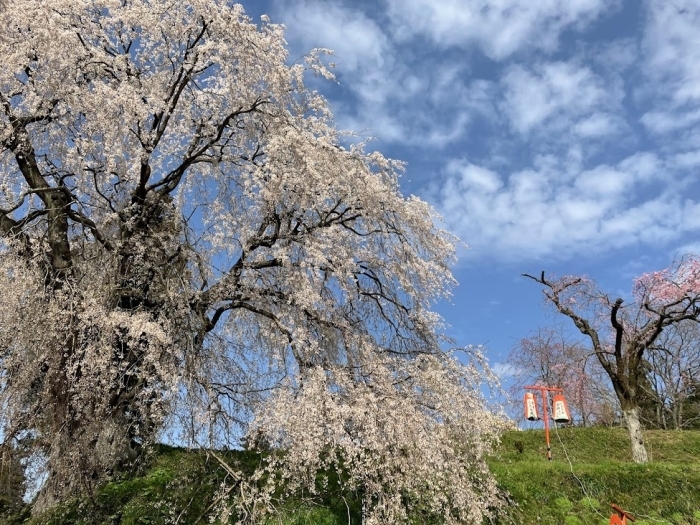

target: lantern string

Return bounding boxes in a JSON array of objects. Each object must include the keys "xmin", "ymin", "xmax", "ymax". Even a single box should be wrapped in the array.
[
  {"xmin": 552, "ymin": 424, "xmax": 671, "ymax": 524},
  {"xmin": 552, "ymin": 423, "xmax": 607, "ymax": 521}
]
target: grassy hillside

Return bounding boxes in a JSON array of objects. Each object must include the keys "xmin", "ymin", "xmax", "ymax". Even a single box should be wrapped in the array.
[
  {"xmin": 491, "ymin": 427, "xmax": 700, "ymax": 525},
  {"xmin": 4, "ymin": 427, "xmax": 700, "ymax": 524}
]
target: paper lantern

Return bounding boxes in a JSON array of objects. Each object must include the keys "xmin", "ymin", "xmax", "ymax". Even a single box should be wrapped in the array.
[
  {"xmin": 552, "ymin": 393, "xmax": 571, "ymax": 423},
  {"xmin": 524, "ymin": 392, "xmax": 540, "ymax": 421}
]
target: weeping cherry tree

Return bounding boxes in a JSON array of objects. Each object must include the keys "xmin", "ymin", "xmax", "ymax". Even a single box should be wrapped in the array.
[{"xmin": 0, "ymin": 1, "xmax": 505, "ymax": 521}]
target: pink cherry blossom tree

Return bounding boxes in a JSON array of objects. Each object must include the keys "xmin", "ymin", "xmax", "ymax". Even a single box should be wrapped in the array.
[
  {"xmin": 0, "ymin": 1, "xmax": 504, "ymax": 519},
  {"xmin": 525, "ymin": 256, "xmax": 700, "ymax": 463}
]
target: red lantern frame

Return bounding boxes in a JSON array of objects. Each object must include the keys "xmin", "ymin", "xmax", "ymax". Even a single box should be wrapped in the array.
[{"xmin": 523, "ymin": 385, "xmax": 570, "ymax": 461}]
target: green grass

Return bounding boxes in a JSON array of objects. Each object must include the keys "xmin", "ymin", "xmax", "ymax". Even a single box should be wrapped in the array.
[
  {"xmin": 4, "ymin": 427, "xmax": 700, "ymax": 524},
  {"xmin": 491, "ymin": 427, "xmax": 700, "ymax": 524}
]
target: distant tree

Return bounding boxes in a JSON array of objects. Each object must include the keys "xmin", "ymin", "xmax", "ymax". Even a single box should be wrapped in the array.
[
  {"xmin": 508, "ymin": 326, "xmax": 611, "ymax": 426},
  {"xmin": 642, "ymin": 321, "xmax": 700, "ymax": 429},
  {"xmin": 679, "ymin": 380, "xmax": 700, "ymax": 430},
  {"xmin": 0, "ymin": 1, "xmax": 504, "ymax": 520},
  {"xmin": 525, "ymin": 256, "xmax": 700, "ymax": 463}
]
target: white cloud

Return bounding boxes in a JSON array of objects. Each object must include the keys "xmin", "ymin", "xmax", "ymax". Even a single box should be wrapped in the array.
[
  {"xmin": 499, "ymin": 61, "xmax": 623, "ymax": 137},
  {"xmin": 384, "ymin": 0, "xmax": 615, "ymax": 60},
  {"xmin": 268, "ymin": 0, "xmax": 700, "ymax": 269},
  {"xmin": 276, "ymin": 0, "xmax": 390, "ymax": 72},
  {"xmin": 573, "ymin": 113, "xmax": 625, "ymax": 138},
  {"xmin": 454, "ymin": 163, "xmax": 503, "ymax": 193},
  {"xmin": 671, "ymin": 151, "xmax": 700, "ymax": 168},
  {"xmin": 270, "ymin": 2, "xmax": 628, "ymax": 153},
  {"xmin": 273, "ymin": 0, "xmax": 397, "ymax": 120},
  {"xmin": 641, "ymin": 0, "xmax": 700, "ymax": 135},
  {"xmin": 272, "ymin": 0, "xmax": 484, "ymax": 147},
  {"xmin": 640, "ymin": 108, "xmax": 700, "ymax": 135},
  {"xmin": 437, "ymin": 153, "xmax": 700, "ymax": 261}
]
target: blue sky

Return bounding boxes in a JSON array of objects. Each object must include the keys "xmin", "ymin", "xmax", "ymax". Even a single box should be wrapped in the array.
[{"xmin": 238, "ymin": 0, "xmax": 700, "ymax": 379}]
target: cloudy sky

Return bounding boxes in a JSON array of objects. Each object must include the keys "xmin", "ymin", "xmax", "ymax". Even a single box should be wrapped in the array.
[{"xmin": 240, "ymin": 0, "xmax": 700, "ymax": 376}]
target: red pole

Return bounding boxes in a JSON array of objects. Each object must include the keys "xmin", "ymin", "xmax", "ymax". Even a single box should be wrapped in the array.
[
  {"xmin": 542, "ymin": 389, "xmax": 551, "ymax": 461},
  {"xmin": 525, "ymin": 385, "xmax": 564, "ymax": 461}
]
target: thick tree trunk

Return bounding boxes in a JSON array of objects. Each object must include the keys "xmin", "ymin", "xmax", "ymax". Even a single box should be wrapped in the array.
[
  {"xmin": 622, "ymin": 407, "xmax": 648, "ymax": 463},
  {"xmin": 31, "ymin": 418, "xmax": 139, "ymax": 516}
]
